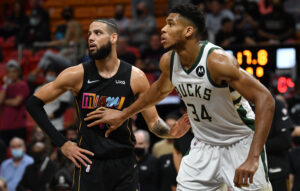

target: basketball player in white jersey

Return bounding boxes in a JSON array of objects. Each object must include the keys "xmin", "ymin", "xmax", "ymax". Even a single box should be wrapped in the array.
[{"xmin": 85, "ymin": 4, "xmax": 274, "ymax": 191}]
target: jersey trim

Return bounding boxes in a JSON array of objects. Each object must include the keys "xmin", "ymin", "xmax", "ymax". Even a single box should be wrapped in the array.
[
  {"xmin": 206, "ymin": 48, "xmax": 228, "ymax": 88},
  {"xmin": 236, "ymin": 105, "xmax": 255, "ymax": 130},
  {"xmin": 261, "ymin": 148, "xmax": 269, "ymax": 182},
  {"xmin": 170, "ymin": 51, "xmax": 175, "ymax": 82},
  {"xmin": 182, "ymin": 40, "xmax": 208, "ymax": 74}
]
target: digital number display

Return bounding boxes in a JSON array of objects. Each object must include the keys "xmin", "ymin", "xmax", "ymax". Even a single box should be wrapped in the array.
[{"xmin": 226, "ymin": 44, "xmax": 299, "ymax": 93}]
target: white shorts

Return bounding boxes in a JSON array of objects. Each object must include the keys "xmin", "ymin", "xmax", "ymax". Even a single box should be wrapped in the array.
[{"xmin": 176, "ymin": 134, "xmax": 273, "ymax": 191}]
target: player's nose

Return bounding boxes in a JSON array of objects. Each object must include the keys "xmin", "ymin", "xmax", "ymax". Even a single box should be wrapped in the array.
[{"xmin": 161, "ymin": 25, "xmax": 167, "ymax": 34}]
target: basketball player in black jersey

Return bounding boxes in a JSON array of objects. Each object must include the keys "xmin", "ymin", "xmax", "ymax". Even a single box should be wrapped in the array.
[{"xmin": 26, "ymin": 19, "xmax": 191, "ymax": 191}]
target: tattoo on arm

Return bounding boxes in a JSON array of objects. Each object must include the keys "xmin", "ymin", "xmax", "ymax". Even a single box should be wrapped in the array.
[{"xmin": 151, "ymin": 118, "xmax": 172, "ymax": 138}]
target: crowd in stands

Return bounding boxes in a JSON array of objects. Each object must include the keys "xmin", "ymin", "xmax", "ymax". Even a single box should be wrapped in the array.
[{"xmin": 0, "ymin": 0, "xmax": 299, "ymax": 191}]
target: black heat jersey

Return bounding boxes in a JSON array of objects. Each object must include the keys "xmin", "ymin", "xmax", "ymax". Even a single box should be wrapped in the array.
[{"xmin": 75, "ymin": 60, "xmax": 136, "ymax": 159}]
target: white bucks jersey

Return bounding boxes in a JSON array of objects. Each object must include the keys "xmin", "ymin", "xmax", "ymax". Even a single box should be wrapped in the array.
[{"xmin": 171, "ymin": 41, "xmax": 254, "ymax": 145}]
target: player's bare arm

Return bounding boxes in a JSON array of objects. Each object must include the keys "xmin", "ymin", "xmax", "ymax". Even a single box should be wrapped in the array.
[
  {"xmin": 27, "ymin": 65, "xmax": 94, "ymax": 168},
  {"xmin": 208, "ymin": 49, "xmax": 275, "ymax": 188},
  {"xmin": 85, "ymin": 52, "xmax": 191, "ymax": 138}
]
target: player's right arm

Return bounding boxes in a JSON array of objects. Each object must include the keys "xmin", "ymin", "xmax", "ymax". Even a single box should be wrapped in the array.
[{"xmin": 26, "ymin": 65, "xmax": 94, "ymax": 167}]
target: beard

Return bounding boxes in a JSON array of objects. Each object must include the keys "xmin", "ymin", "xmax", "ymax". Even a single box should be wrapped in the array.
[{"xmin": 89, "ymin": 41, "xmax": 112, "ymax": 60}]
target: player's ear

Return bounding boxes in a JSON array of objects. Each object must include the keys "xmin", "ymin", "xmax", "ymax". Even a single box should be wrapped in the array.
[
  {"xmin": 110, "ymin": 33, "xmax": 118, "ymax": 44},
  {"xmin": 184, "ymin": 26, "xmax": 194, "ymax": 38}
]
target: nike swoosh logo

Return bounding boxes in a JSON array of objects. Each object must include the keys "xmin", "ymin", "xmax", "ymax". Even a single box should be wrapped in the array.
[
  {"xmin": 88, "ymin": 79, "xmax": 99, "ymax": 84},
  {"xmin": 282, "ymin": 116, "xmax": 289, "ymax": 121}
]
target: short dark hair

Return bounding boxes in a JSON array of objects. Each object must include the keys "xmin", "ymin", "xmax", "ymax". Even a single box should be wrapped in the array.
[
  {"xmin": 93, "ymin": 18, "xmax": 119, "ymax": 34},
  {"xmin": 170, "ymin": 4, "xmax": 205, "ymax": 37}
]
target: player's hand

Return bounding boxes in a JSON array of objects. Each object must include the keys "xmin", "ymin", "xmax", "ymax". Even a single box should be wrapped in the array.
[
  {"xmin": 84, "ymin": 107, "xmax": 126, "ymax": 138},
  {"xmin": 234, "ymin": 157, "xmax": 259, "ymax": 188},
  {"xmin": 169, "ymin": 114, "xmax": 191, "ymax": 138},
  {"xmin": 60, "ymin": 141, "xmax": 94, "ymax": 168}
]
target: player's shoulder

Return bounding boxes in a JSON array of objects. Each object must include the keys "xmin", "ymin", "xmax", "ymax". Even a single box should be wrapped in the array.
[
  {"xmin": 55, "ymin": 64, "xmax": 84, "ymax": 88},
  {"xmin": 207, "ymin": 48, "xmax": 238, "ymax": 74},
  {"xmin": 159, "ymin": 51, "xmax": 173, "ymax": 71},
  {"xmin": 59, "ymin": 64, "xmax": 84, "ymax": 79},
  {"xmin": 131, "ymin": 65, "xmax": 147, "ymax": 81}
]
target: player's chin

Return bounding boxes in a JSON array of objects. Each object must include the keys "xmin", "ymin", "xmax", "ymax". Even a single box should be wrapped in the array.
[{"xmin": 163, "ymin": 44, "xmax": 174, "ymax": 52}]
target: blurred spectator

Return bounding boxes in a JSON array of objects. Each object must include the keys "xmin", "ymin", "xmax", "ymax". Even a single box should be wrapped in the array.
[
  {"xmin": 29, "ymin": 20, "xmax": 86, "ymax": 81},
  {"xmin": 114, "ymin": 4, "xmax": 131, "ymax": 35},
  {"xmin": 140, "ymin": 33, "xmax": 164, "ymax": 72},
  {"xmin": 52, "ymin": 175, "xmax": 71, "ymax": 191},
  {"xmin": 215, "ymin": 18, "xmax": 255, "ymax": 47},
  {"xmin": 28, "ymin": 0, "xmax": 49, "ymax": 25},
  {"xmin": 258, "ymin": 0, "xmax": 273, "ymax": 15},
  {"xmin": 284, "ymin": 0, "xmax": 300, "ymax": 31},
  {"xmin": 27, "ymin": 127, "xmax": 53, "ymax": 156},
  {"xmin": 288, "ymin": 137, "xmax": 300, "ymax": 191},
  {"xmin": 19, "ymin": 8, "xmax": 51, "ymax": 47},
  {"xmin": 287, "ymin": 79, "xmax": 300, "ymax": 125},
  {"xmin": 205, "ymin": 0, "xmax": 234, "ymax": 43},
  {"xmin": 50, "ymin": 149, "xmax": 73, "ymax": 191},
  {"xmin": 131, "ymin": 0, "xmax": 154, "ymax": 18},
  {"xmin": 17, "ymin": 142, "xmax": 55, "ymax": 191},
  {"xmin": 0, "ymin": 138, "xmax": 6, "ymax": 164},
  {"xmin": 266, "ymin": 98, "xmax": 293, "ymax": 191},
  {"xmin": 158, "ymin": 154, "xmax": 177, "ymax": 191},
  {"xmin": 0, "ymin": 2, "xmax": 28, "ymax": 40},
  {"xmin": 234, "ymin": 2, "xmax": 260, "ymax": 42},
  {"xmin": 54, "ymin": 7, "xmax": 74, "ymax": 40},
  {"xmin": 152, "ymin": 115, "xmax": 176, "ymax": 158},
  {"xmin": 169, "ymin": 0, "xmax": 191, "ymax": 10},
  {"xmin": 129, "ymin": 1, "xmax": 157, "ymax": 51},
  {"xmin": 117, "ymin": 35, "xmax": 137, "ymax": 65},
  {"xmin": 134, "ymin": 130, "xmax": 159, "ymax": 191},
  {"xmin": 0, "ymin": 60, "xmax": 29, "ymax": 146},
  {"xmin": 65, "ymin": 125, "xmax": 78, "ymax": 142},
  {"xmin": 0, "ymin": 178, "xmax": 8, "ymax": 191},
  {"xmin": 34, "ymin": 65, "xmax": 72, "ymax": 132},
  {"xmin": 0, "ymin": 45, "xmax": 3, "ymax": 62},
  {"xmin": 258, "ymin": 0, "xmax": 295, "ymax": 44},
  {"xmin": 0, "ymin": 137, "xmax": 34, "ymax": 191}
]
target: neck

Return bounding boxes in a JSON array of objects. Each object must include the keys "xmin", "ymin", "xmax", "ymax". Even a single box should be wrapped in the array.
[
  {"xmin": 11, "ymin": 79, "xmax": 20, "ymax": 84},
  {"xmin": 94, "ymin": 51, "xmax": 120, "ymax": 78},
  {"xmin": 13, "ymin": 157, "xmax": 23, "ymax": 165},
  {"xmin": 174, "ymin": 39, "xmax": 201, "ymax": 69}
]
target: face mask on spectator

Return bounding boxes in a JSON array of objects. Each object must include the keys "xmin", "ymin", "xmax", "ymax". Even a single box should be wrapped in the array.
[
  {"xmin": 32, "ymin": 152, "xmax": 45, "ymax": 164},
  {"xmin": 30, "ymin": 17, "xmax": 40, "ymax": 26},
  {"xmin": 115, "ymin": 13, "xmax": 123, "ymax": 20},
  {"xmin": 46, "ymin": 75, "xmax": 56, "ymax": 82},
  {"xmin": 134, "ymin": 147, "xmax": 146, "ymax": 157},
  {"xmin": 136, "ymin": 9, "xmax": 143, "ymax": 16},
  {"xmin": 11, "ymin": 148, "xmax": 23, "ymax": 159}
]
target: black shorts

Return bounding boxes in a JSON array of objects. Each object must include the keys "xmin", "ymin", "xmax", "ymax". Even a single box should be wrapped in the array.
[{"xmin": 72, "ymin": 154, "xmax": 139, "ymax": 191}]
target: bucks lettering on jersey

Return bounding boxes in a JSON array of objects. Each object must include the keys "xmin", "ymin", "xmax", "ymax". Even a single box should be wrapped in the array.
[{"xmin": 170, "ymin": 41, "xmax": 255, "ymax": 145}]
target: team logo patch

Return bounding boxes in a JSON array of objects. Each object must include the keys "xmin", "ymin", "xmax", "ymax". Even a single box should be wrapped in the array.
[{"xmin": 196, "ymin": 66, "xmax": 205, "ymax": 77}]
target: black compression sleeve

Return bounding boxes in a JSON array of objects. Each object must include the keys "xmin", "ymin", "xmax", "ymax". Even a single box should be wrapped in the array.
[{"xmin": 26, "ymin": 95, "xmax": 67, "ymax": 147}]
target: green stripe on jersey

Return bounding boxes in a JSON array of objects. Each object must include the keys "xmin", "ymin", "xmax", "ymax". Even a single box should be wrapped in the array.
[
  {"xmin": 236, "ymin": 105, "xmax": 255, "ymax": 130},
  {"xmin": 260, "ymin": 148, "xmax": 269, "ymax": 182},
  {"xmin": 170, "ymin": 51, "xmax": 175, "ymax": 82}
]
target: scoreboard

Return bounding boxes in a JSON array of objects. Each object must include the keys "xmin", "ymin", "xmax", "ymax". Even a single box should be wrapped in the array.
[{"xmin": 225, "ymin": 44, "xmax": 300, "ymax": 94}]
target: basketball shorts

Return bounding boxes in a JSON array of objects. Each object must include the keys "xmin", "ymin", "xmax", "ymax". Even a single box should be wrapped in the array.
[
  {"xmin": 176, "ymin": 134, "xmax": 273, "ymax": 191},
  {"xmin": 72, "ymin": 154, "xmax": 139, "ymax": 191}
]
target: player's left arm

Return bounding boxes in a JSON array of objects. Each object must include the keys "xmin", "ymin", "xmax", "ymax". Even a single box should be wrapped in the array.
[{"xmin": 208, "ymin": 49, "xmax": 275, "ymax": 188}]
